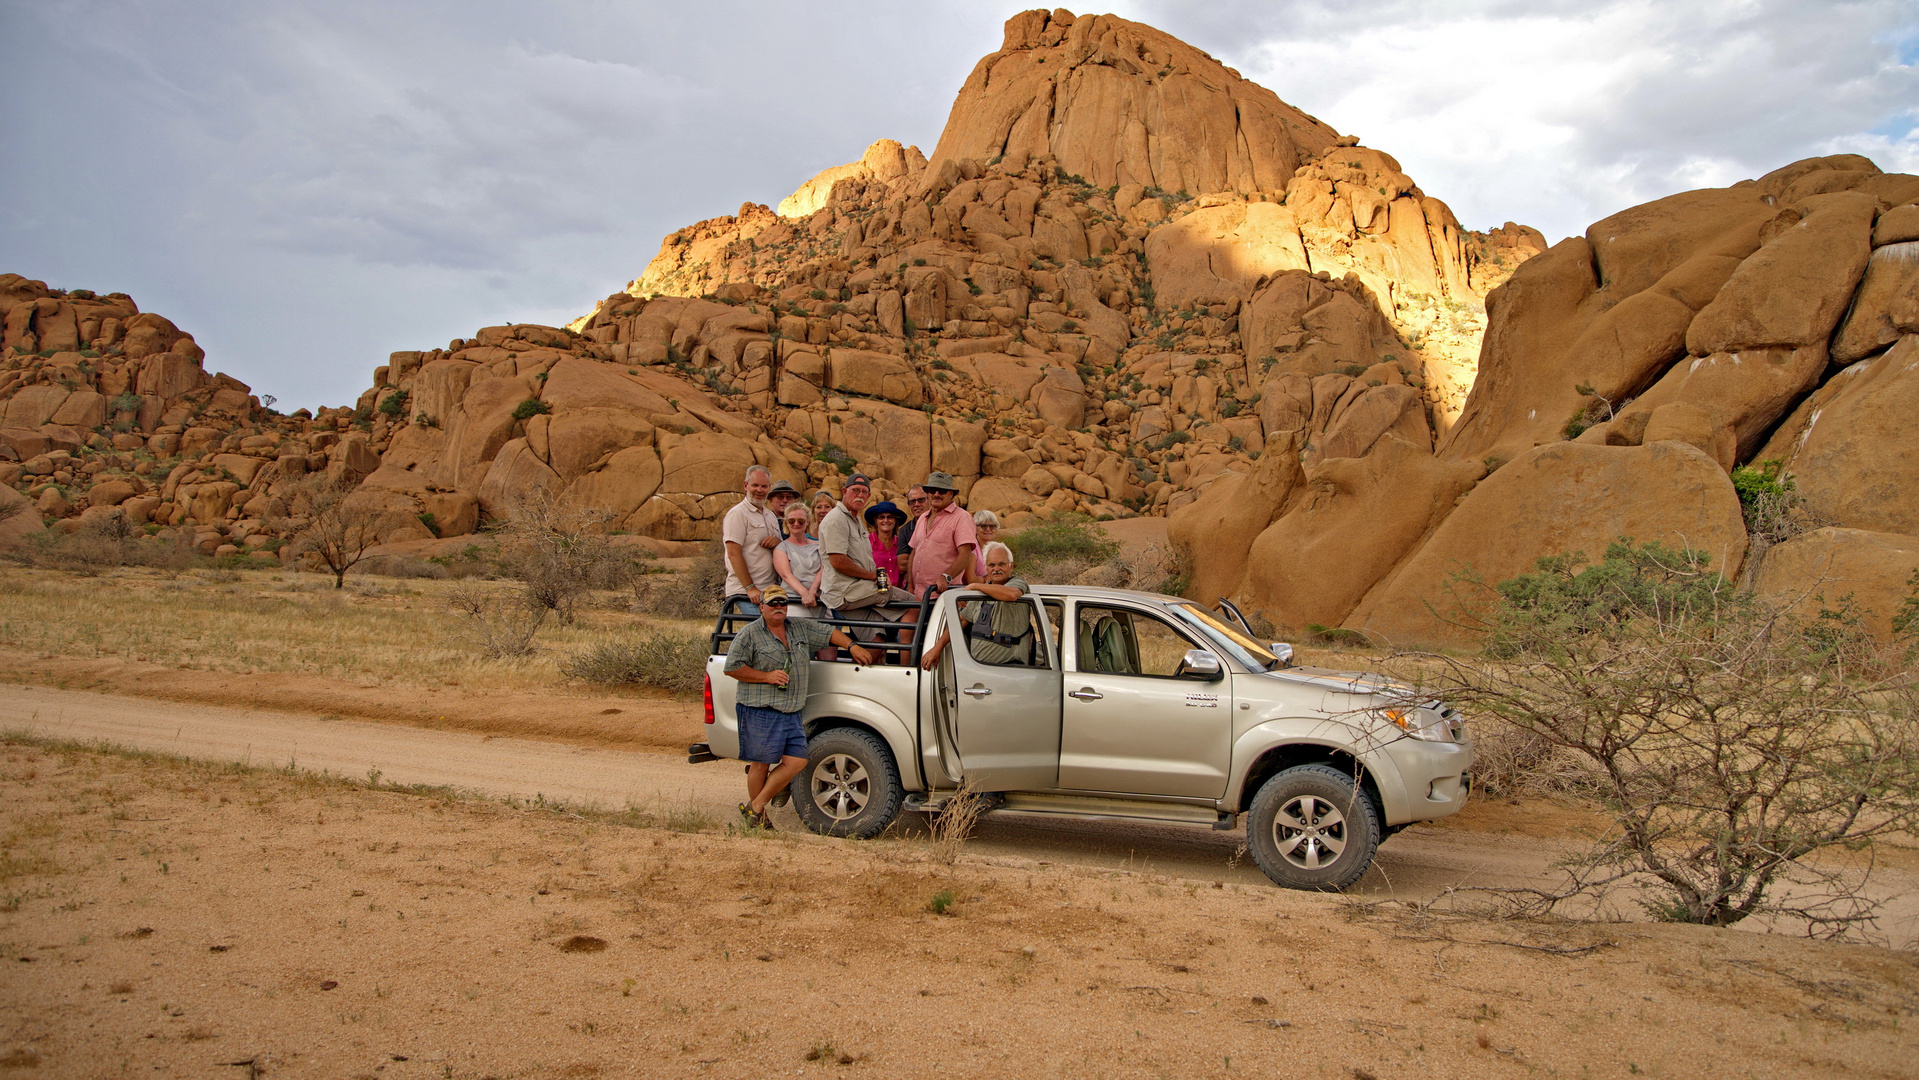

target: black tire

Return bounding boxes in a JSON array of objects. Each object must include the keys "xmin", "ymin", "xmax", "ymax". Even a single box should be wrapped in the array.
[
  {"xmin": 1246, "ymin": 764, "xmax": 1382, "ymax": 891},
  {"xmin": 793, "ymin": 727, "xmax": 905, "ymax": 839}
]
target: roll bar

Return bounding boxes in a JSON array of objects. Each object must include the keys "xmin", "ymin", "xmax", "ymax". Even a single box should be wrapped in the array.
[{"xmin": 709, "ymin": 588, "xmax": 941, "ymax": 664}]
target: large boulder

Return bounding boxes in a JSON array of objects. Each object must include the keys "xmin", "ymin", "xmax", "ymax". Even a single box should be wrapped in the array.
[
  {"xmin": 1831, "ymin": 238, "xmax": 1919, "ymax": 365},
  {"xmin": 1684, "ymin": 191, "xmax": 1876, "ymax": 354},
  {"xmin": 1144, "ymin": 203, "xmax": 1308, "ymax": 311},
  {"xmin": 828, "ymin": 349, "xmax": 923, "ymax": 406},
  {"xmin": 0, "ymin": 486, "xmax": 42, "ymax": 547},
  {"xmin": 3, "ymin": 385, "xmax": 67, "ymax": 428},
  {"xmin": 433, "ymin": 372, "xmax": 535, "ymax": 491},
  {"xmin": 930, "ymin": 418, "xmax": 987, "ymax": 477},
  {"xmin": 657, "ymin": 431, "xmax": 757, "ymax": 496},
  {"xmin": 1238, "ymin": 436, "xmax": 1480, "ymax": 633},
  {"xmin": 1031, "ymin": 366, "xmax": 1087, "ymax": 430},
  {"xmin": 476, "ymin": 438, "xmax": 561, "ymax": 518},
  {"xmin": 1167, "ymin": 432, "xmax": 1304, "ymax": 605},
  {"xmin": 545, "ymin": 408, "xmax": 656, "ymax": 484},
  {"xmin": 1241, "ymin": 271, "xmax": 1400, "ymax": 377},
  {"xmin": 1751, "ymin": 527, "xmax": 1919, "ymax": 642},
  {"xmin": 1766, "ymin": 334, "xmax": 1919, "ymax": 536},
  {"xmin": 48, "ymin": 390, "xmax": 105, "ymax": 429},
  {"xmin": 565, "ymin": 446, "xmax": 664, "ymax": 524},
  {"xmin": 539, "ymin": 357, "xmax": 675, "ymax": 414},
  {"xmin": 1442, "ymin": 182, "xmax": 1777, "ymax": 464},
  {"xmin": 928, "ymin": 11, "xmax": 1340, "ymax": 195},
  {"xmin": 1349, "ymin": 441, "xmax": 1748, "ymax": 647}
]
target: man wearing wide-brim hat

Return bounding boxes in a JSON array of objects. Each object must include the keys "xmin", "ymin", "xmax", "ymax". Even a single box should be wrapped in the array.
[
  {"xmin": 766, "ymin": 478, "xmax": 801, "ymax": 521},
  {"xmin": 907, "ymin": 471, "xmax": 980, "ymax": 599},
  {"xmin": 723, "ymin": 584, "xmax": 875, "ymax": 829}
]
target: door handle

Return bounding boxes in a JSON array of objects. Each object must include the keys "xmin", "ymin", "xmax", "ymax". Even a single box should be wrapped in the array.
[
  {"xmin": 1068, "ymin": 687, "xmax": 1103, "ymax": 701},
  {"xmin": 961, "ymin": 686, "xmax": 993, "ymax": 698}
]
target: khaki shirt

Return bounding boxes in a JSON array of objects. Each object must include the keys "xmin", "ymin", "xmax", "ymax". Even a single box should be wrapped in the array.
[
  {"xmin": 818, "ymin": 502, "xmax": 881, "ymax": 610},
  {"xmin": 721, "ymin": 496, "xmax": 784, "ymax": 597}
]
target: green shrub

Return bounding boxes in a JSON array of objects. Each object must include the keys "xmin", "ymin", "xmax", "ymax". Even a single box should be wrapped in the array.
[
  {"xmin": 812, "ymin": 443, "xmax": 856, "ymax": 476},
  {"xmin": 378, "ymin": 388, "xmax": 410, "ymax": 417},
  {"xmin": 1008, "ymin": 515, "xmax": 1119, "ymax": 571},
  {"xmin": 110, "ymin": 392, "xmax": 142, "ymax": 413},
  {"xmin": 512, "ymin": 398, "xmax": 551, "ymax": 421},
  {"xmin": 562, "ymin": 632, "xmax": 709, "ymax": 695}
]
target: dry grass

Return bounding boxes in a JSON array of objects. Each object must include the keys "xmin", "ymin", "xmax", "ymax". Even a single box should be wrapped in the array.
[{"xmin": 0, "ymin": 564, "xmax": 712, "ymax": 694}]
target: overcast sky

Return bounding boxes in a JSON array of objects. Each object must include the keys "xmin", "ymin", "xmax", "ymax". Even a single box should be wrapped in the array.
[{"xmin": 4, "ymin": 1, "xmax": 1914, "ymax": 411}]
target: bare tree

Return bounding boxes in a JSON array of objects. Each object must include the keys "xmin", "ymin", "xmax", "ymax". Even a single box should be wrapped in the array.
[
  {"xmin": 1389, "ymin": 541, "xmax": 1919, "ymax": 935},
  {"xmin": 278, "ymin": 475, "xmax": 382, "ymax": 589},
  {"xmin": 496, "ymin": 488, "xmax": 632, "ymax": 624}
]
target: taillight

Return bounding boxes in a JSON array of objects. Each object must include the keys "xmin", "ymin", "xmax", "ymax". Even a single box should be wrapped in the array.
[{"xmin": 703, "ymin": 674, "xmax": 715, "ymax": 724}]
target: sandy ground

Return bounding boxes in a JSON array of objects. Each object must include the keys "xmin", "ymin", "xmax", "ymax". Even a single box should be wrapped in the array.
[
  {"xmin": 4, "ymin": 735, "xmax": 1918, "ymax": 1080},
  {"xmin": 0, "ymin": 648, "xmax": 701, "ymax": 753}
]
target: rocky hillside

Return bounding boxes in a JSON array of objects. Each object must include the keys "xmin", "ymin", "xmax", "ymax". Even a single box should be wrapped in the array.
[
  {"xmin": 1173, "ymin": 155, "xmax": 1919, "ymax": 644},
  {"xmin": 6, "ymin": 9, "xmax": 1911, "ymax": 645},
  {"xmin": 1, "ymin": 9, "xmax": 1540, "ymax": 570}
]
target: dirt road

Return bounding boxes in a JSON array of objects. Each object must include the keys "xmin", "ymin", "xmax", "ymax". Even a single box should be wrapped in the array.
[{"xmin": 7, "ymin": 683, "xmax": 1916, "ymax": 943}]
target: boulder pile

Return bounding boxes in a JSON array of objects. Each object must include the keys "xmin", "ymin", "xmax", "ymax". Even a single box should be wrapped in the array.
[
  {"xmin": 1175, "ymin": 154, "xmax": 1919, "ymax": 645},
  {"xmin": 6, "ymin": 8, "xmax": 1909, "ymax": 643}
]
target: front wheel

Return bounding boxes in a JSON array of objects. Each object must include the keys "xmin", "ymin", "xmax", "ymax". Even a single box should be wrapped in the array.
[
  {"xmin": 1246, "ymin": 764, "xmax": 1382, "ymax": 891},
  {"xmin": 793, "ymin": 727, "xmax": 905, "ymax": 839}
]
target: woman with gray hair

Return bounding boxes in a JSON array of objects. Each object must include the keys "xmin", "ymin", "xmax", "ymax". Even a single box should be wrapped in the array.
[{"xmin": 971, "ymin": 509, "xmax": 1001, "ymax": 581}]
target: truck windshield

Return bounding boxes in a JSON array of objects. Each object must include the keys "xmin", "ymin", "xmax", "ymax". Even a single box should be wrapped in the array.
[{"xmin": 1170, "ymin": 603, "xmax": 1280, "ymax": 671}]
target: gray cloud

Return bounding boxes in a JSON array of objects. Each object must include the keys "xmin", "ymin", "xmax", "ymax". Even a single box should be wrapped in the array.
[{"xmin": 2, "ymin": 1, "xmax": 1913, "ymax": 410}]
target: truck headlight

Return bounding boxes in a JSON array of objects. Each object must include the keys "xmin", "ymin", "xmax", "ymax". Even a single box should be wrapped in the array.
[{"xmin": 1384, "ymin": 705, "xmax": 1457, "ymax": 742}]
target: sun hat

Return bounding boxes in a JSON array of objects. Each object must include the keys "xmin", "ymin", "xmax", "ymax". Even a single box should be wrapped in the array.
[
  {"xmin": 922, "ymin": 471, "xmax": 959, "ymax": 492},
  {"xmin": 864, "ymin": 500, "xmax": 905, "ymax": 525},
  {"xmin": 767, "ymin": 479, "xmax": 799, "ymax": 497}
]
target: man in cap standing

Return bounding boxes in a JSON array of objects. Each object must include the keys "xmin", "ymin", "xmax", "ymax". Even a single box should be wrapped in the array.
[
  {"xmin": 724, "ymin": 585, "xmax": 875, "ymax": 828},
  {"xmin": 907, "ymin": 471, "xmax": 980, "ymax": 599}
]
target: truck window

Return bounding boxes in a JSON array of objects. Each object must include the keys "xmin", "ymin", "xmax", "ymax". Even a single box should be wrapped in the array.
[
  {"xmin": 1074, "ymin": 606, "xmax": 1199, "ymax": 678},
  {"xmin": 957, "ymin": 594, "xmax": 1041, "ymax": 668}
]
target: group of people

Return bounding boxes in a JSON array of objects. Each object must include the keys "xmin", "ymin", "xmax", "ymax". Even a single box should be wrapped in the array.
[
  {"xmin": 717, "ymin": 464, "xmax": 1025, "ymax": 828},
  {"xmin": 719, "ymin": 465, "xmax": 1004, "ymax": 620}
]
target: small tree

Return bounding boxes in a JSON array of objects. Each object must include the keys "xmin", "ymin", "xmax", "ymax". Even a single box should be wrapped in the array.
[
  {"xmin": 279, "ymin": 475, "xmax": 382, "ymax": 588},
  {"xmin": 1393, "ymin": 541, "xmax": 1919, "ymax": 934}
]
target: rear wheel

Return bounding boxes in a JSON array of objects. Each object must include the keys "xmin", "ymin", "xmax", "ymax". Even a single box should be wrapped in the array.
[
  {"xmin": 1246, "ymin": 764, "xmax": 1381, "ymax": 891},
  {"xmin": 793, "ymin": 727, "xmax": 905, "ymax": 839}
]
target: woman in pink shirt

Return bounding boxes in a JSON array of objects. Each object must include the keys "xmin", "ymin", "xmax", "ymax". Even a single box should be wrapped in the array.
[{"xmin": 864, "ymin": 500, "xmax": 906, "ymax": 588}]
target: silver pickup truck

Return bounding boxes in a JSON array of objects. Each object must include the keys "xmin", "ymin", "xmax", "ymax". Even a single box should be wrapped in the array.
[{"xmin": 690, "ymin": 586, "xmax": 1472, "ymax": 891}]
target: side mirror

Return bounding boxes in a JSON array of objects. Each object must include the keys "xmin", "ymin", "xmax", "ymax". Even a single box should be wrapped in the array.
[
  {"xmin": 1180, "ymin": 649, "xmax": 1223, "ymax": 680},
  {"xmin": 1269, "ymin": 643, "xmax": 1295, "ymax": 668}
]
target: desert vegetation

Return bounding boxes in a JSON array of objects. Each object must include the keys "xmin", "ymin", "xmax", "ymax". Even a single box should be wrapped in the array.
[{"xmin": 1389, "ymin": 540, "xmax": 1919, "ymax": 933}]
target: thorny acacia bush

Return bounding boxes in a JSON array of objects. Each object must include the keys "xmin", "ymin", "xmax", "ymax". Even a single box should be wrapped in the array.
[
  {"xmin": 630, "ymin": 541, "xmax": 726, "ymax": 619},
  {"xmin": 494, "ymin": 491, "xmax": 637, "ymax": 625},
  {"xmin": 1390, "ymin": 540, "xmax": 1919, "ymax": 933},
  {"xmin": 447, "ymin": 583, "xmax": 549, "ymax": 659}
]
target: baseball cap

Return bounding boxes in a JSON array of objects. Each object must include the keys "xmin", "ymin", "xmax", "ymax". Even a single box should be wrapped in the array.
[
  {"xmin": 844, "ymin": 472, "xmax": 872, "ymax": 490},
  {"xmin": 760, "ymin": 585, "xmax": 793, "ymax": 605}
]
